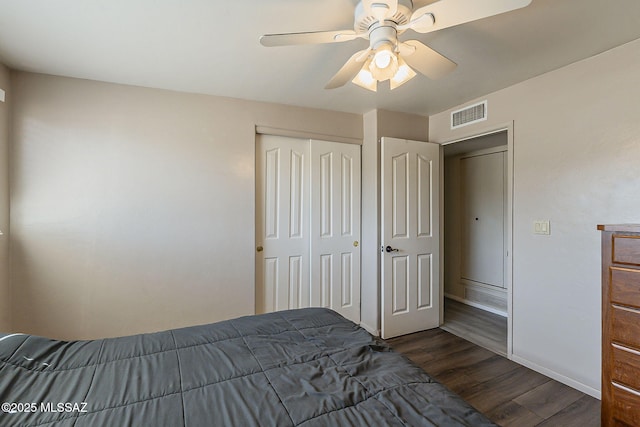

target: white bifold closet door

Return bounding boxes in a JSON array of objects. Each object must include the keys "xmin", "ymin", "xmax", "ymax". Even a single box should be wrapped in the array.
[{"xmin": 256, "ymin": 134, "xmax": 361, "ymax": 324}]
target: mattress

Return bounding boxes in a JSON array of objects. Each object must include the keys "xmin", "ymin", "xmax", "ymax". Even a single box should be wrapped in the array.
[{"xmin": 0, "ymin": 308, "xmax": 495, "ymax": 426}]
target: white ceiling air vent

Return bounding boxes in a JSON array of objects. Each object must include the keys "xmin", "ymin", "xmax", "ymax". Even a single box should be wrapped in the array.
[{"xmin": 451, "ymin": 100, "xmax": 487, "ymax": 129}]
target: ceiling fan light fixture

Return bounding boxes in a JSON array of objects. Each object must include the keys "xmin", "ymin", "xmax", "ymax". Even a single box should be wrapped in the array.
[
  {"xmin": 352, "ymin": 58, "xmax": 377, "ymax": 92},
  {"xmin": 373, "ymin": 46, "xmax": 393, "ymax": 69},
  {"xmin": 369, "ymin": 44, "xmax": 398, "ymax": 81},
  {"xmin": 390, "ymin": 57, "xmax": 416, "ymax": 90}
]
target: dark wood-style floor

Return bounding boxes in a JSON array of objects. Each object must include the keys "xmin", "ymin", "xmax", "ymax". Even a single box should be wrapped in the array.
[
  {"xmin": 387, "ymin": 329, "xmax": 600, "ymax": 426},
  {"xmin": 441, "ymin": 297, "xmax": 508, "ymax": 356}
]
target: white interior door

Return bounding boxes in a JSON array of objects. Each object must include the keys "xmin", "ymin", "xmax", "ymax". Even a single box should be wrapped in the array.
[
  {"xmin": 381, "ymin": 137, "xmax": 440, "ymax": 339},
  {"xmin": 311, "ymin": 141, "xmax": 361, "ymax": 323},
  {"xmin": 256, "ymin": 135, "xmax": 361, "ymax": 324},
  {"xmin": 255, "ymin": 135, "xmax": 311, "ymax": 313}
]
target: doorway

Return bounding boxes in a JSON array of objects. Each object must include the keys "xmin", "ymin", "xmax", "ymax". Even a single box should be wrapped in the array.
[{"xmin": 441, "ymin": 130, "xmax": 511, "ymax": 356}]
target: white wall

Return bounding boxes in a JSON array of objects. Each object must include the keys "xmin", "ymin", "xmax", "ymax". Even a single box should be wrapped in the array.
[
  {"xmin": 430, "ymin": 38, "xmax": 640, "ymax": 397},
  {"xmin": 0, "ymin": 63, "xmax": 10, "ymax": 331},
  {"xmin": 360, "ymin": 111, "xmax": 379, "ymax": 334},
  {"xmin": 10, "ymin": 72, "xmax": 362, "ymax": 340}
]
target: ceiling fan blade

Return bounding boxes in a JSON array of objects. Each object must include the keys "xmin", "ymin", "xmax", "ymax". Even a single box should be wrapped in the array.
[
  {"xmin": 260, "ymin": 30, "xmax": 359, "ymax": 47},
  {"xmin": 410, "ymin": 0, "xmax": 532, "ymax": 34},
  {"xmin": 325, "ymin": 49, "xmax": 371, "ymax": 89},
  {"xmin": 399, "ymin": 40, "xmax": 457, "ymax": 80},
  {"xmin": 388, "ymin": 0, "xmax": 398, "ymax": 15}
]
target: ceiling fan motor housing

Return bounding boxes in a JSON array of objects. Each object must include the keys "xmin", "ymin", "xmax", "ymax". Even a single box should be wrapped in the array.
[
  {"xmin": 370, "ymin": 26, "xmax": 398, "ymax": 50},
  {"xmin": 354, "ymin": 0, "xmax": 414, "ymax": 34}
]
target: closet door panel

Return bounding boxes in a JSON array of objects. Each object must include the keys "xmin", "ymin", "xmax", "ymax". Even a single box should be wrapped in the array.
[
  {"xmin": 256, "ymin": 135, "xmax": 311, "ymax": 313},
  {"xmin": 311, "ymin": 141, "xmax": 361, "ymax": 323},
  {"xmin": 461, "ymin": 152, "xmax": 505, "ymax": 288}
]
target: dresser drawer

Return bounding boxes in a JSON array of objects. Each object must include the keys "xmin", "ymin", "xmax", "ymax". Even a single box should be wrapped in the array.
[
  {"xmin": 613, "ymin": 235, "xmax": 640, "ymax": 266},
  {"xmin": 611, "ymin": 305, "xmax": 640, "ymax": 350},
  {"xmin": 611, "ymin": 267, "xmax": 640, "ymax": 309},
  {"xmin": 612, "ymin": 382, "xmax": 640, "ymax": 426},
  {"xmin": 612, "ymin": 344, "xmax": 640, "ymax": 392}
]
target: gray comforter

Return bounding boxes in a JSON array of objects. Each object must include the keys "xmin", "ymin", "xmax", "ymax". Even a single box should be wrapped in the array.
[{"xmin": 0, "ymin": 308, "xmax": 495, "ymax": 426}]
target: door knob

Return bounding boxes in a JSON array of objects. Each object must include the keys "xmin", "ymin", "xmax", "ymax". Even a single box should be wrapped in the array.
[
  {"xmin": 256, "ymin": 246, "xmax": 264, "ymax": 252},
  {"xmin": 385, "ymin": 245, "xmax": 399, "ymax": 253}
]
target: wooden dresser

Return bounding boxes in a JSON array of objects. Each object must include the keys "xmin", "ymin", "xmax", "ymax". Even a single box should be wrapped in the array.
[{"xmin": 599, "ymin": 224, "xmax": 640, "ymax": 427}]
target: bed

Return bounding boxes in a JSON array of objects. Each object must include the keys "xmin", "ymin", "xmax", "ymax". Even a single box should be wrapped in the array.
[{"xmin": 0, "ymin": 307, "xmax": 495, "ymax": 426}]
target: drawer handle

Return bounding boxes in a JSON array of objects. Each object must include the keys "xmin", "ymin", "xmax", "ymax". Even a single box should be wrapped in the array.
[{"xmin": 612, "ymin": 381, "xmax": 640, "ymax": 397}]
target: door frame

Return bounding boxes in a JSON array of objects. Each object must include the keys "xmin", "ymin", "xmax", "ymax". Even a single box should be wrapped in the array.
[{"xmin": 440, "ymin": 122, "xmax": 514, "ymax": 358}]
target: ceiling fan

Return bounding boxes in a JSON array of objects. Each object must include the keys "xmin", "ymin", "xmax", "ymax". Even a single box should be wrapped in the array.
[{"xmin": 260, "ymin": 0, "xmax": 532, "ymax": 91}]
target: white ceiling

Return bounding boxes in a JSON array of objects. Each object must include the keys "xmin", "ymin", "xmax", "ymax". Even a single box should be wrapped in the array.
[{"xmin": 1, "ymin": 0, "xmax": 639, "ymax": 116}]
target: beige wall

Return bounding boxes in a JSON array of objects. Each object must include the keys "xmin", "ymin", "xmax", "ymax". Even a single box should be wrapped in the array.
[
  {"xmin": 430, "ymin": 38, "xmax": 640, "ymax": 397},
  {"xmin": 0, "ymin": 63, "xmax": 10, "ymax": 331},
  {"xmin": 360, "ymin": 109, "xmax": 428, "ymax": 334},
  {"xmin": 9, "ymin": 71, "xmax": 362, "ymax": 340}
]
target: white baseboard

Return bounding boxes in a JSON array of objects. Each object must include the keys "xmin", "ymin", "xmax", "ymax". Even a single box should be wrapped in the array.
[
  {"xmin": 359, "ymin": 321, "xmax": 380, "ymax": 337},
  {"xmin": 445, "ymin": 293, "xmax": 508, "ymax": 317},
  {"xmin": 510, "ymin": 354, "xmax": 601, "ymax": 400}
]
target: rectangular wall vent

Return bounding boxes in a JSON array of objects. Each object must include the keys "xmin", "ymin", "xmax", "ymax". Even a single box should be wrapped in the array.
[{"xmin": 451, "ymin": 100, "xmax": 487, "ymax": 129}]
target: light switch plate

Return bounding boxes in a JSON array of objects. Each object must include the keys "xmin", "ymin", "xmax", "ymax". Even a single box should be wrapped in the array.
[
  {"xmin": 0, "ymin": 88, "xmax": 5, "ymax": 102},
  {"xmin": 534, "ymin": 220, "xmax": 550, "ymax": 235}
]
